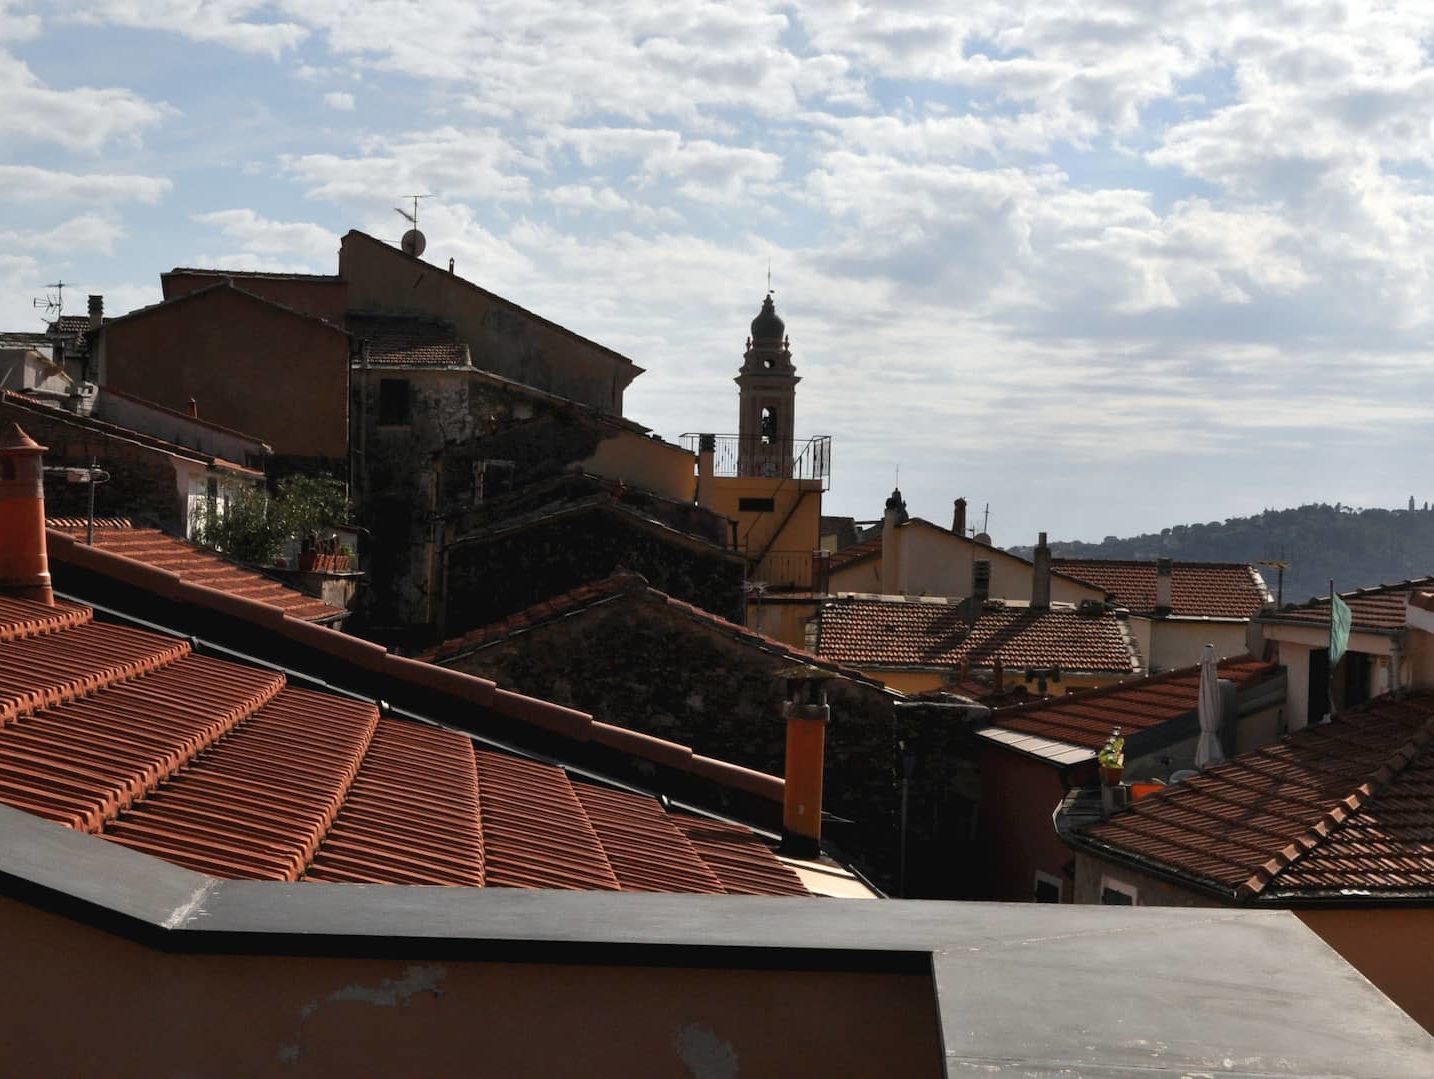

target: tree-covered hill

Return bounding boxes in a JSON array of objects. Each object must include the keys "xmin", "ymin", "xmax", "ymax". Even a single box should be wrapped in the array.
[{"xmin": 1020, "ymin": 502, "xmax": 1434, "ymax": 607}]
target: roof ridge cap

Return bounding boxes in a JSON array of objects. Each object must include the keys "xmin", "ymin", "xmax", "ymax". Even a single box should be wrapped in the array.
[{"xmin": 1237, "ymin": 709, "xmax": 1434, "ymax": 898}]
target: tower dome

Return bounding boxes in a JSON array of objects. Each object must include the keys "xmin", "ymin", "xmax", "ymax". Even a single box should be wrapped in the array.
[{"xmin": 750, "ymin": 294, "xmax": 785, "ymax": 342}]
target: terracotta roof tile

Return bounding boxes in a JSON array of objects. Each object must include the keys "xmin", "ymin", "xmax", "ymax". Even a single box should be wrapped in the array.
[
  {"xmin": 673, "ymin": 816, "xmax": 809, "ymax": 896},
  {"xmin": 1079, "ymin": 693, "xmax": 1434, "ymax": 898},
  {"xmin": 48, "ymin": 525, "xmax": 345, "ymax": 623},
  {"xmin": 1051, "ymin": 559, "xmax": 1270, "ymax": 619},
  {"xmin": 1263, "ymin": 578, "xmax": 1434, "ymax": 632},
  {"xmin": 0, "ymin": 600, "xmax": 807, "ymax": 895},
  {"xmin": 347, "ymin": 314, "xmax": 469, "ymax": 367},
  {"xmin": 814, "ymin": 596, "xmax": 1139, "ymax": 675},
  {"xmin": 991, "ymin": 657, "xmax": 1277, "ymax": 750}
]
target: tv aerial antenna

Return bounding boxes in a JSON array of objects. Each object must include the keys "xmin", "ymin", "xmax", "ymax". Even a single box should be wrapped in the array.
[
  {"xmin": 33, "ymin": 280, "xmax": 67, "ymax": 321},
  {"xmin": 395, "ymin": 194, "xmax": 431, "ymax": 257}
]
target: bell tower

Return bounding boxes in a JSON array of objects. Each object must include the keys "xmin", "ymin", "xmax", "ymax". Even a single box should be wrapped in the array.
[{"xmin": 736, "ymin": 293, "xmax": 799, "ymax": 478}]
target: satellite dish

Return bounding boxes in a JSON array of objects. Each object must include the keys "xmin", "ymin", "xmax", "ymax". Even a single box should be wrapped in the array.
[
  {"xmin": 974, "ymin": 532, "xmax": 992, "ymax": 546},
  {"xmin": 401, "ymin": 229, "xmax": 427, "ymax": 257}
]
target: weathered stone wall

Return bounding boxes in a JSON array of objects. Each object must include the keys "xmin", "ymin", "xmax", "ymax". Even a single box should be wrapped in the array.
[
  {"xmin": 442, "ymin": 507, "xmax": 745, "ymax": 635},
  {"xmin": 438, "ymin": 591, "xmax": 984, "ymax": 895},
  {"xmin": 353, "ymin": 366, "xmax": 726, "ymax": 632},
  {"xmin": 1, "ymin": 398, "xmax": 186, "ymax": 529}
]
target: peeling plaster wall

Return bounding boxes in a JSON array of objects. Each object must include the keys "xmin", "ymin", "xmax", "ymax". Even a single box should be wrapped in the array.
[{"xmin": 0, "ymin": 895, "xmax": 943, "ymax": 1076}]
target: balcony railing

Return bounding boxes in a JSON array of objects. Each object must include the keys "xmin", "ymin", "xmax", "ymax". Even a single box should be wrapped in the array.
[
  {"xmin": 681, "ymin": 433, "xmax": 832, "ymax": 489},
  {"xmin": 747, "ymin": 549, "xmax": 831, "ymax": 592}
]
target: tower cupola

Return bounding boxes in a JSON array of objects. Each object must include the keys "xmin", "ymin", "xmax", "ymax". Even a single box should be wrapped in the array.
[{"xmin": 736, "ymin": 293, "xmax": 800, "ymax": 477}]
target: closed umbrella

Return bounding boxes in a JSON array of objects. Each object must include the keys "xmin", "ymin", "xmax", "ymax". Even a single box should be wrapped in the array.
[{"xmin": 1195, "ymin": 643, "xmax": 1223, "ymax": 769}]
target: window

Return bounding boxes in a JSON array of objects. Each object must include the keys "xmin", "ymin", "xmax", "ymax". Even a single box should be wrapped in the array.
[
  {"xmin": 1100, "ymin": 875, "xmax": 1138, "ymax": 905},
  {"xmin": 739, "ymin": 497, "xmax": 775, "ymax": 512},
  {"xmin": 377, "ymin": 378, "xmax": 412, "ymax": 426},
  {"xmin": 1033, "ymin": 871, "xmax": 1062, "ymax": 903}
]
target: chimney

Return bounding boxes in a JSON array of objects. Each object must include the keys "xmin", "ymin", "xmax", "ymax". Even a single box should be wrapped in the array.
[
  {"xmin": 966, "ymin": 558, "xmax": 991, "ymax": 625},
  {"xmin": 1155, "ymin": 557, "xmax": 1173, "ymax": 615},
  {"xmin": 952, "ymin": 497, "xmax": 967, "ymax": 536},
  {"xmin": 882, "ymin": 487, "xmax": 907, "ymax": 595},
  {"xmin": 780, "ymin": 667, "xmax": 832, "ymax": 858},
  {"xmin": 186, "ymin": 397, "xmax": 198, "ymax": 418},
  {"xmin": 0, "ymin": 424, "xmax": 54, "ymax": 606},
  {"xmin": 696, "ymin": 433, "xmax": 716, "ymax": 510},
  {"xmin": 87, "ymin": 294, "xmax": 103, "ymax": 330},
  {"xmin": 1031, "ymin": 531, "xmax": 1051, "ymax": 609},
  {"xmin": 992, "ymin": 657, "xmax": 1004, "ymax": 693}
]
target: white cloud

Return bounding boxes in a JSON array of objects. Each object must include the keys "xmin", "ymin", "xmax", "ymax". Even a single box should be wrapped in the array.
[
  {"xmin": 0, "ymin": 165, "xmax": 171, "ymax": 205},
  {"xmin": 54, "ymin": 1, "xmax": 308, "ymax": 57},
  {"xmin": 323, "ymin": 90, "xmax": 354, "ymax": 111},
  {"xmin": 0, "ymin": 55, "xmax": 169, "ymax": 151},
  {"xmin": 190, "ymin": 209, "xmax": 337, "ymax": 268}
]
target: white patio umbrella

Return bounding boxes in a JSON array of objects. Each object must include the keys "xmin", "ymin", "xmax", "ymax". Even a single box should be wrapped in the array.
[{"xmin": 1195, "ymin": 643, "xmax": 1224, "ymax": 769}]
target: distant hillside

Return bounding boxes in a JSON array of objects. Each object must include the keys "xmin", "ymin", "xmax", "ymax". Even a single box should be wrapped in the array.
[{"xmin": 1017, "ymin": 503, "xmax": 1434, "ymax": 607}]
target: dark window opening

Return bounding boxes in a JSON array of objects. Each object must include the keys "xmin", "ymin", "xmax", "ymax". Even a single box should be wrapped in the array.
[
  {"xmin": 378, "ymin": 378, "xmax": 412, "ymax": 426},
  {"xmin": 739, "ymin": 497, "xmax": 775, "ymax": 512},
  {"xmin": 1101, "ymin": 883, "xmax": 1136, "ymax": 906},
  {"xmin": 1033, "ymin": 876, "xmax": 1061, "ymax": 903},
  {"xmin": 1343, "ymin": 651, "xmax": 1372, "ymax": 709},
  {"xmin": 0, "ymin": 459, "xmax": 14, "ymax": 481},
  {"xmin": 1308, "ymin": 647, "xmax": 1330, "ymax": 726},
  {"xmin": 760, "ymin": 406, "xmax": 777, "ymax": 444}
]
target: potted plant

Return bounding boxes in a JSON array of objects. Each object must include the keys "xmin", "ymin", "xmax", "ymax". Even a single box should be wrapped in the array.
[{"xmin": 1098, "ymin": 728, "xmax": 1125, "ymax": 787}]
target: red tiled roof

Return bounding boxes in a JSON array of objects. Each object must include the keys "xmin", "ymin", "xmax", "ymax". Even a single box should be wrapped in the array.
[
  {"xmin": 47, "ymin": 525, "xmax": 345, "ymax": 623},
  {"xmin": 1078, "ymin": 693, "xmax": 1434, "ymax": 899},
  {"xmin": 1051, "ymin": 559, "xmax": 1269, "ymax": 618},
  {"xmin": 45, "ymin": 523, "xmax": 793, "ymax": 813},
  {"xmin": 1262, "ymin": 578, "xmax": 1434, "ymax": 632},
  {"xmin": 814, "ymin": 597, "xmax": 1139, "ymax": 675},
  {"xmin": 0, "ymin": 595, "xmax": 807, "ymax": 896},
  {"xmin": 420, "ymin": 571, "xmax": 894, "ymax": 693},
  {"xmin": 347, "ymin": 313, "xmax": 470, "ymax": 367},
  {"xmin": 990, "ymin": 657, "xmax": 1277, "ymax": 750}
]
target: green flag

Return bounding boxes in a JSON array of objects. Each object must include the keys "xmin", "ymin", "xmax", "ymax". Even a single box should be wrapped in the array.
[{"xmin": 1329, "ymin": 591, "xmax": 1352, "ymax": 666}]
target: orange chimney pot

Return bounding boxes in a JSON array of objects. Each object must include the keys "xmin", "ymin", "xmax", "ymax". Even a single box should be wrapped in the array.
[
  {"xmin": 780, "ymin": 673, "xmax": 831, "ymax": 858},
  {"xmin": 0, "ymin": 423, "xmax": 54, "ymax": 605}
]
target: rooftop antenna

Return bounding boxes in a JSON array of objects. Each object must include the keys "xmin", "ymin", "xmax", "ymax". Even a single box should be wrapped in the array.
[
  {"xmin": 33, "ymin": 280, "xmax": 66, "ymax": 321},
  {"xmin": 395, "ymin": 194, "xmax": 431, "ymax": 257},
  {"xmin": 767, "ymin": 256, "xmax": 772, "ymax": 295}
]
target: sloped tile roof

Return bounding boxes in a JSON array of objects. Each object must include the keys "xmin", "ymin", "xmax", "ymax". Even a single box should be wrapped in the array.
[
  {"xmin": 47, "ymin": 524, "xmax": 345, "ymax": 623},
  {"xmin": 420, "ymin": 570, "xmax": 896, "ymax": 694},
  {"xmin": 347, "ymin": 313, "xmax": 470, "ymax": 367},
  {"xmin": 0, "ymin": 595, "xmax": 807, "ymax": 896},
  {"xmin": 1077, "ymin": 693, "xmax": 1434, "ymax": 899},
  {"xmin": 1051, "ymin": 559, "xmax": 1269, "ymax": 618},
  {"xmin": 814, "ymin": 596, "xmax": 1140, "ymax": 676},
  {"xmin": 1261, "ymin": 578, "xmax": 1434, "ymax": 632},
  {"xmin": 2, "ymin": 388, "xmax": 262, "ymax": 475},
  {"xmin": 989, "ymin": 657, "xmax": 1278, "ymax": 751}
]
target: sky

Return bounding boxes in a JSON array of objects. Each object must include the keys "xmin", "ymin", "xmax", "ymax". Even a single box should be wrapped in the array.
[{"xmin": 4, "ymin": 2, "xmax": 1434, "ymax": 547}]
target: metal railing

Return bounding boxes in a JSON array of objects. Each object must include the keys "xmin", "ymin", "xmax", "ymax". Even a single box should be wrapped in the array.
[{"xmin": 681, "ymin": 433, "xmax": 832, "ymax": 489}]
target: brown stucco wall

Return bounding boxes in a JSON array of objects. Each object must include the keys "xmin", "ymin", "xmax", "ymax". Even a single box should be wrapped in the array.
[
  {"xmin": 0, "ymin": 894, "xmax": 943, "ymax": 1077},
  {"xmin": 1072, "ymin": 852, "xmax": 1225, "ymax": 908},
  {"xmin": 341, "ymin": 231, "xmax": 637, "ymax": 413},
  {"xmin": 99, "ymin": 286, "xmax": 350, "ymax": 464},
  {"xmin": 1296, "ymin": 908, "xmax": 1434, "ymax": 1035},
  {"xmin": 162, "ymin": 272, "xmax": 348, "ymax": 325},
  {"xmin": 438, "ymin": 592, "xmax": 984, "ymax": 895},
  {"xmin": 978, "ymin": 747, "xmax": 1087, "ymax": 902}
]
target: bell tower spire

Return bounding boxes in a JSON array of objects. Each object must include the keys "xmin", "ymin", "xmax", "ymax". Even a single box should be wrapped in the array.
[{"xmin": 736, "ymin": 292, "xmax": 800, "ymax": 478}]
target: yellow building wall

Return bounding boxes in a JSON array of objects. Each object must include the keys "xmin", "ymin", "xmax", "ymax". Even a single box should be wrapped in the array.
[
  {"xmin": 746, "ymin": 597, "xmax": 822, "ymax": 650},
  {"xmin": 828, "ymin": 525, "xmax": 1103, "ymax": 604},
  {"xmin": 1133, "ymin": 618, "xmax": 1251, "ymax": 672},
  {"xmin": 581, "ymin": 430, "xmax": 695, "ymax": 503},
  {"xmin": 705, "ymin": 478, "xmax": 823, "ymax": 592},
  {"xmin": 846, "ymin": 667, "xmax": 1128, "ymax": 695}
]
